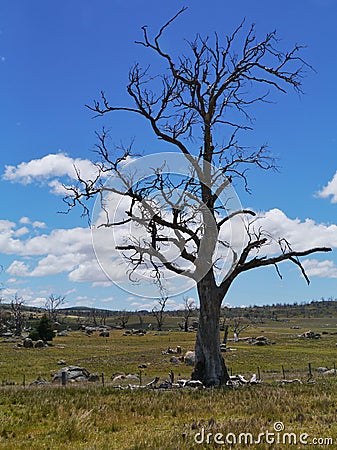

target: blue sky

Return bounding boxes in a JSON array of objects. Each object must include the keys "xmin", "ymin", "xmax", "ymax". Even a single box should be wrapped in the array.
[{"xmin": 1, "ymin": 0, "xmax": 337, "ymax": 310}]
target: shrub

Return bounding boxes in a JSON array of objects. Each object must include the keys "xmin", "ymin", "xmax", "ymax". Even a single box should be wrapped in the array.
[
  {"xmin": 28, "ymin": 329, "xmax": 40, "ymax": 341},
  {"xmin": 31, "ymin": 315, "xmax": 55, "ymax": 342}
]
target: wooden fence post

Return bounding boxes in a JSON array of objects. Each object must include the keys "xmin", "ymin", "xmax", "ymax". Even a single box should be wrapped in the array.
[
  {"xmin": 169, "ymin": 370, "xmax": 174, "ymax": 384},
  {"xmin": 61, "ymin": 371, "xmax": 67, "ymax": 386},
  {"xmin": 282, "ymin": 365, "xmax": 286, "ymax": 379}
]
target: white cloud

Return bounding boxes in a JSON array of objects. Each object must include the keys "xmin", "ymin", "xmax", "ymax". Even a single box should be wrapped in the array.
[
  {"xmin": 18, "ymin": 217, "xmax": 46, "ymax": 228},
  {"xmin": 6, "ymin": 260, "xmax": 30, "ymax": 277},
  {"xmin": 3, "ymin": 153, "xmax": 98, "ymax": 185},
  {"xmin": 302, "ymin": 259, "xmax": 337, "ymax": 278},
  {"xmin": 3, "ymin": 153, "xmax": 101, "ymax": 196},
  {"xmin": 7, "ymin": 278, "xmax": 17, "ymax": 283},
  {"xmin": 32, "ymin": 221, "xmax": 46, "ymax": 229},
  {"xmin": 317, "ymin": 172, "xmax": 337, "ymax": 203},
  {"xmin": 27, "ymin": 253, "xmax": 82, "ymax": 277},
  {"xmin": 254, "ymin": 208, "xmax": 337, "ymax": 251},
  {"xmin": 1, "ymin": 206, "xmax": 337, "ymax": 293},
  {"xmin": 19, "ymin": 217, "xmax": 30, "ymax": 224},
  {"xmin": 101, "ymin": 296, "xmax": 115, "ymax": 303},
  {"xmin": 14, "ymin": 227, "xmax": 29, "ymax": 237},
  {"xmin": 31, "ymin": 297, "xmax": 47, "ymax": 307},
  {"xmin": 75, "ymin": 295, "xmax": 89, "ymax": 301},
  {"xmin": 92, "ymin": 281, "xmax": 114, "ymax": 288}
]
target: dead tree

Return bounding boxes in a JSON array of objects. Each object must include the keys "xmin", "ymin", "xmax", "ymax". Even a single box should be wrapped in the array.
[
  {"xmin": 64, "ymin": 9, "xmax": 332, "ymax": 386},
  {"xmin": 182, "ymin": 297, "xmax": 196, "ymax": 332},
  {"xmin": 45, "ymin": 294, "xmax": 65, "ymax": 323},
  {"xmin": 137, "ymin": 311, "xmax": 144, "ymax": 330},
  {"xmin": 117, "ymin": 310, "xmax": 130, "ymax": 329},
  {"xmin": 11, "ymin": 294, "xmax": 25, "ymax": 336},
  {"xmin": 231, "ymin": 317, "xmax": 250, "ymax": 341},
  {"xmin": 152, "ymin": 295, "xmax": 168, "ymax": 331}
]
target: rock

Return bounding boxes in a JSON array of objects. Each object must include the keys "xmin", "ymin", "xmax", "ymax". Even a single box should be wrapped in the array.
[
  {"xmin": 30, "ymin": 377, "xmax": 50, "ymax": 386},
  {"xmin": 184, "ymin": 351, "xmax": 195, "ymax": 366},
  {"xmin": 322, "ymin": 369, "xmax": 337, "ymax": 375},
  {"xmin": 125, "ymin": 374, "xmax": 139, "ymax": 380},
  {"xmin": 57, "ymin": 360, "xmax": 66, "ymax": 365},
  {"xmin": 99, "ymin": 331, "xmax": 109, "ymax": 337},
  {"xmin": 52, "ymin": 366, "xmax": 97, "ymax": 383},
  {"xmin": 138, "ymin": 363, "xmax": 147, "ymax": 368},
  {"xmin": 185, "ymin": 380, "xmax": 204, "ymax": 389},
  {"xmin": 253, "ymin": 340, "xmax": 268, "ymax": 346},
  {"xmin": 132, "ymin": 329, "xmax": 146, "ymax": 335},
  {"xmin": 34, "ymin": 340, "xmax": 46, "ymax": 348},
  {"xmin": 88, "ymin": 373, "xmax": 100, "ymax": 382},
  {"xmin": 111, "ymin": 373, "xmax": 139, "ymax": 384},
  {"xmin": 191, "ymin": 320, "xmax": 199, "ymax": 329},
  {"xmin": 317, "ymin": 367, "xmax": 329, "ymax": 373},
  {"xmin": 57, "ymin": 331, "xmax": 68, "ymax": 337},
  {"xmin": 255, "ymin": 336, "xmax": 267, "ymax": 341},
  {"xmin": 2, "ymin": 332, "xmax": 14, "ymax": 337},
  {"xmin": 23, "ymin": 338, "xmax": 34, "ymax": 348},
  {"xmin": 300, "ymin": 330, "xmax": 321, "ymax": 339},
  {"xmin": 170, "ymin": 356, "xmax": 180, "ymax": 365},
  {"xmin": 157, "ymin": 381, "xmax": 172, "ymax": 389}
]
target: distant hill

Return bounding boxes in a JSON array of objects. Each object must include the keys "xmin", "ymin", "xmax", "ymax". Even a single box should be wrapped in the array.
[{"xmin": 1, "ymin": 298, "xmax": 336, "ymax": 320}]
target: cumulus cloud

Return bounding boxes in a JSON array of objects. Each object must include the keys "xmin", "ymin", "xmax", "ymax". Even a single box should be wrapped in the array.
[
  {"xmin": 1, "ymin": 206, "xmax": 337, "ymax": 291},
  {"xmin": 101, "ymin": 296, "xmax": 115, "ymax": 303},
  {"xmin": 302, "ymin": 259, "xmax": 337, "ymax": 279},
  {"xmin": 19, "ymin": 217, "xmax": 30, "ymax": 224},
  {"xmin": 3, "ymin": 153, "xmax": 101, "ymax": 196},
  {"xmin": 255, "ymin": 208, "xmax": 337, "ymax": 250},
  {"xmin": 6, "ymin": 260, "xmax": 30, "ymax": 277},
  {"xmin": 317, "ymin": 172, "xmax": 337, "ymax": 203},
  {"xmin": 14, "ymin": 227, "xmax": 29, "ymax": 237},
  {"xmin": 3, "ymin": 153, "xmax": 98, "ymax": 183}
]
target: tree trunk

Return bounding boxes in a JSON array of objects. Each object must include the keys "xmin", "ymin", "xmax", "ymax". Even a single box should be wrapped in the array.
[{"xmin": 191, "ymin": 272, "xmax": 229, "ymax": 387}]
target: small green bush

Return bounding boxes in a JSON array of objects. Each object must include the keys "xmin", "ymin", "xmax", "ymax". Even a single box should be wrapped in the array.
[
  {"xmin": 28, "ymin": 329, "xmax": 40, "ymax": 341},
  {"xmin": 30, "ymin": 315, "xmax": 55, "ymax": 342}
]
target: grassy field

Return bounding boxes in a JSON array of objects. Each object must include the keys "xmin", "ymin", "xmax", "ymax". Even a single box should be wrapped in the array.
[{"xmin": 0, "ymin": 317, "xmax": 337, "ymax": 449}]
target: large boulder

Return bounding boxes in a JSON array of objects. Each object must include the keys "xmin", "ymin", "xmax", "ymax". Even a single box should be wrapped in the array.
[
  {"xmin": 99, "ymin": 330, "xmax": 109, "ymax": 337},
  {"xmin": 34, "ymin": 340, "xmax": 46, "ymax": 348},
  {"xmin": 52, "ymin": 366, "xmax": 99, "ymax": 383},
  {"xmin": 184, "ymin": 351, "xmax": 195, "ymax": 366},
  {"xmin": 23, "ymin": 338, "xmax": 34, "ymax": 348}
]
